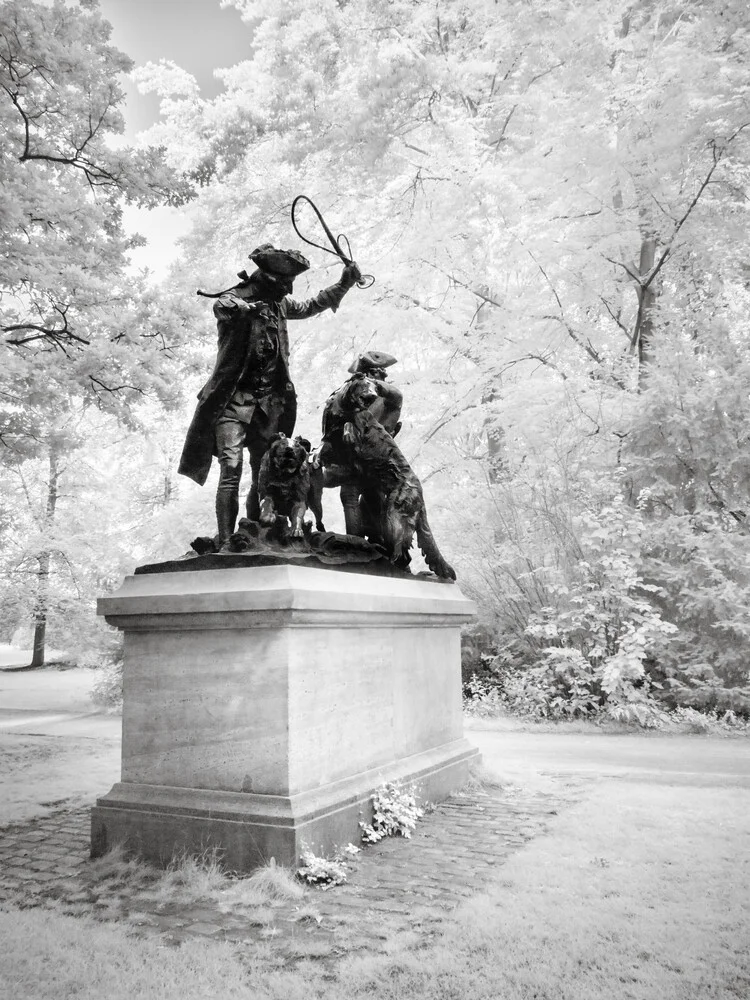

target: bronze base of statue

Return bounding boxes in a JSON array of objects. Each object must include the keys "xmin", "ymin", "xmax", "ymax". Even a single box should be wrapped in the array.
[{"xmin": 134, "ymin": 519, "xmax": 453, "ymax": 582}]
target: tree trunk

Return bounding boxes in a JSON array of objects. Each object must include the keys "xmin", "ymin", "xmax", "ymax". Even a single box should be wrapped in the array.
[
  {"xmin": 29, "ymin": 445, "xmax": 60, "ymax": 668},
  {"xmin": 485, "ymin": 412, "xmax": 507, "ymax": 483},
  {"xmin": 637, "ymin": 236, "xmax": 658, "ymax": 373},
  {"xmin": 476, "ymin": 291, "xmax": 506, "ymax": 482}
]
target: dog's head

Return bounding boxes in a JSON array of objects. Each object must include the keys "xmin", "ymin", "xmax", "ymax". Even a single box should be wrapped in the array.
[
  {"xmin": 265, "ymin": 433, "xmax": 310, "ymax": 477},
  {"xmin": 339, "ymin": 373, "xmax": 379, "ymax": 413}
]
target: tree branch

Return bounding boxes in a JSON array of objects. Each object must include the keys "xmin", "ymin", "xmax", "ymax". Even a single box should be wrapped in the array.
[
  {"xmin": 599, "ymin": 295, "xmax": 630, "ymax": 338},
  {"xmin": 528, "ymin": 249, "xmax": 602, "ymax": 366},
  {"xmin": 643, "ymin": 124, "xmax": 750, "ymax": 293},
  {"xmin": 89, "ymin": 375, "xmax": 144, "ymax": 395},
  {"xmin": 4, "ymin": 322, "xmax": 90, "ymax": 347}
]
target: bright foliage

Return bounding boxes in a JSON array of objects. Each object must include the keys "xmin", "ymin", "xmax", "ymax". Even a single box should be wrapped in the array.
[
  {"xmin": 0, "ymin": 0, "xmax": 196, "ymax": 459},
  {"xmin": 3, "ymin": 0, "xmax": 750, "ymax": 717}
]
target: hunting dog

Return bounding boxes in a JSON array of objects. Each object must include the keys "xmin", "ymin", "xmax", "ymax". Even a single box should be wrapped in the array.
[
  {"xmin": 316, "ymin": 376, "xmax": 456, "ymax": 579},
  {"xmin": 258, "ymin": 433, "xmax": 324, "ymax": 536}
]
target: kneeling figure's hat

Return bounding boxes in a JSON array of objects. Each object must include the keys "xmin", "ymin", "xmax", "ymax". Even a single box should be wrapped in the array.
[{"xmin": 348, "ymin": 350, "xmax": 398, "ymax": 374}]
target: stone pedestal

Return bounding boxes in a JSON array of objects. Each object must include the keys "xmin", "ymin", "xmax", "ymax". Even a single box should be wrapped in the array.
[{"xmin": 91, "ymin": 564, "xmax": 477, "ymax": 872}]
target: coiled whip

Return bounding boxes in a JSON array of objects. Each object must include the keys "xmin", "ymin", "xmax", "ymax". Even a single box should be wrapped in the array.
[{"xmin": 291, "ymin": 194, "xmax": 375, "ymax": 289}]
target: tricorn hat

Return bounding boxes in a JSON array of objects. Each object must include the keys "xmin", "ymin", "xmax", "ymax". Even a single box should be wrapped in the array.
[
  {"xmin": 248, "ymin": 244, "xmax": 310, "ymax": 277},
  {"xmin": 348, "ymin": 350, "xmax": 398, "ymax": 374}
]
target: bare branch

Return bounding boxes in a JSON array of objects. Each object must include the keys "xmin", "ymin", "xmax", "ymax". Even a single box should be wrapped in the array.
[
  {"xmin": 602, "ymin": 255, "xmax": 641, "ymax": 283},
  {"xmin": 525, "ymin": 61, "xmax": 565, "ymax": 90},
  {"xmin": 551, "ymin": 208, "xmax": 602, "ymax": 221},
  {"xmin": 599, "ymin": 295, "xmax": 630, "ymax": 337},
  {"xmin": 540, "ymin": 314, "xmax": 602, "ymax": 365},
  {"xmin": 89, "ymin": 375, "xmax": 144, "ymax": 395},
  {"xmin": 417, "ymin": 259, "xmax": 505, "ymax": 308},
  {"xmin": 4, "ymin": 322, "xmax": 90, "ymax": 346},
  {"xmin": 489, "ymin": 104, "xmax": 517, "ymax": 151},
  {"xmin": 643, "ymin": 124, "xmax": 750, "ymax": 293},
  {"xmin": 420, "ymin": 354, "xmax": 562, "ymax": 447}
]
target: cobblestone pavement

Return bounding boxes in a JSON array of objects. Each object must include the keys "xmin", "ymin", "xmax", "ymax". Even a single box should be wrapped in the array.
[{"xmin": 0, "ymin": 782, "xmax": 572, "ymax": 962}]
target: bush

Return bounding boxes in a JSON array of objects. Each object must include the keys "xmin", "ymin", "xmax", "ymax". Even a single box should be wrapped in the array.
[
  {"xmin": 462, "ymin": 488, "xmax": 696, "ymax": 725},
  {"xmin": 296, "ymin": 850, "xmax": 350, "ymax": 888},
  {"xmin": 464, "ymin": 674, "xmax": 507, "ymax": 717},
  {"xmin": 89, "ymin": 656, "xmax": 123, "ymax": 710},
  {"xmin": 461, "ymin": 624, "xmax": 498, "ymax": 690},
  {"xmin": 360, "ymin": 782, "xmax": 424, "ymax": 843}
]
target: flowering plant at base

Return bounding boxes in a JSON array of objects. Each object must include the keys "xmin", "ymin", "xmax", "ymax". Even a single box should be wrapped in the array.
[
  {"xmin": 359, "ymin": 782, "xmax": 424, "ymax": 844},
  {"xmin": 296, "ymin": 844, "xmax": 360, "ymax": 889}
]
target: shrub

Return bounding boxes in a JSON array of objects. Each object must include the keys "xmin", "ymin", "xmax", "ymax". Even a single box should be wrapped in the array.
[
  {"xmin": 296, "ymin": 847, "xmax": 358, "ymax": 888},
  {"xmin": 89, "ymin": 656, "xmax": 123, "ymax": 710},
  {"xmin": 464, "ymin": 674, "xmax": 507, "ymax": 717},
  {"xmin": 461, "ymin": 623, "xmax": 498, "ymax": 690},
  {"xmin": 360, "ymin": 782, "xmax": 424, "ymax": 843}
]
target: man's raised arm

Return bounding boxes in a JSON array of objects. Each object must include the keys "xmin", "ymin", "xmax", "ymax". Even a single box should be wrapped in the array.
[{"xmin": 283, "ymin": 263, "xmax": 360, "ymax": 319}]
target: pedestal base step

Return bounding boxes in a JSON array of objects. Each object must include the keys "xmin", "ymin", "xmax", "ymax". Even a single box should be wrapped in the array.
[{"xmin": 91, "ymin": 740, "xmax": 479, "ymax": 872}]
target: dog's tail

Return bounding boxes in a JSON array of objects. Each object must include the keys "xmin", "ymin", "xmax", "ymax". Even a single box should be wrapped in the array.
[{"xmin": 416, "ymin": 509, "xmax": 456, "ymax": 581}]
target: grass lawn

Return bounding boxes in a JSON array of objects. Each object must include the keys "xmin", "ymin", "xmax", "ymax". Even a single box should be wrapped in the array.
[{"xmin": 2, "ymin": 780, "xmax": 748, "ymax": 1000}]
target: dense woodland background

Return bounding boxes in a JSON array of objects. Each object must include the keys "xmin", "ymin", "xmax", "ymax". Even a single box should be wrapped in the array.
[{"xmin": 1, "ymin": 0, "xmax": 749, "ymax": 722}]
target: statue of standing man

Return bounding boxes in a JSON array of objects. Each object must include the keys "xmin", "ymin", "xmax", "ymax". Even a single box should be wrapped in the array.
[{"xmin": 178, "ymin": 244, "xmax": 360, "ymax": 547}]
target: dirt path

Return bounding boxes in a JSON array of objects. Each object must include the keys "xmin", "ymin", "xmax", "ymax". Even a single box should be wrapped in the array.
[
  {"xmin": 0, "ymin": 664, "xmax": 100, "ymax": 714},
  {"xmin": 467, "ymin": 721, "xmax": 750, "ymax": 789},
  {"xmin": 0, "ymin": 667, "xmax": 121, "ymax": 826}
]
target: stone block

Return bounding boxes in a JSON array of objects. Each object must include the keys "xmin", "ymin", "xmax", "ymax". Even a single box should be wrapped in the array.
[{"xmin": 92, "ymin": 565, "xmax": 478, "ymax": 872}]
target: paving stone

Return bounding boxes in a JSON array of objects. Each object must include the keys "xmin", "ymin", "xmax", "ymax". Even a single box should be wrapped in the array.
[
  {"xmin": 27, "ymin": 859, "xmax": 60, "ymax": 872},
  {"xmin": 29, "ymin": 850, "xmax": 67, "ymax": 862},
  {"xmin": 223, "ymin": 926, "xmax": 265, "ymax": 942},
  {"xmin": 26, "ymin": 871, "xmax": 59, "ymax": 883},
  {"xmin": 127, "ymin": 912, "xmax": 160, "ymax": 927},
  {"xmin": 7, "ymin": 869, "xmax": 38, "ymax": 882},
  {"xmin": 0, "ymin": 786, "xmax": 572, "ymax": 955}
]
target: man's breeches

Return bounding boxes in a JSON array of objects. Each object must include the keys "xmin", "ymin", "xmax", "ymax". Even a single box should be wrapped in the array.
[
  {"xmin": 215, "ymin": 396, "xmax": 285, "ymax": 470},
  {"xmin": 215, "ymin": 408, "xmax": 251, "ymax": 471},
  {"xmin": 214, "ymin": 397, "xmax": 285, "ymax": 533}
]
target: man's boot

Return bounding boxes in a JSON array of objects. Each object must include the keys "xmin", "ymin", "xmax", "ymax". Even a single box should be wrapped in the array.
[
  {"xmin": 340, "ymin": 484, "xmax": 363, "ymax": 536},
  {"xmin": 245, "ymin": 482, "xmax": 261, "ymax": 522},
  {"xmin": 216, "ymin": 464, "xmax": 241, "ymax": 548}
]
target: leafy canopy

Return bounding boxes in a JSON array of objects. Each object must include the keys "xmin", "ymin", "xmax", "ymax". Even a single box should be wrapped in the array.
[{"xmin": 0, "ymin": 0, "xmax": 197, "ymax": 459}]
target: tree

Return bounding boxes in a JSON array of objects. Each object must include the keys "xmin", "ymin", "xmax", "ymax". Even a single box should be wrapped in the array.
[
  {"xmin": 0, "ymin": 406, "xmax": 211, "ymax": 668},
  {"xmin": 0, "ymin": 0, "xmax": 196, "ymax": 463},
  {"xmin": 135, "ymin": 0, "xmax": 749, "ymax": 403},
  {"xmin": 72, "ymin": 0, "xmax": 750, "ymax": 711},
  {"xmin": 0, "ymin": 0, "xmax": 204, "ymax": 665}
]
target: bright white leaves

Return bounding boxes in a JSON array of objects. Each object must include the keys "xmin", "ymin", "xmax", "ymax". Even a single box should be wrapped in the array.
[{"xmin": 1, "ymin": 0, "xmax": 198, "ymax": 460}]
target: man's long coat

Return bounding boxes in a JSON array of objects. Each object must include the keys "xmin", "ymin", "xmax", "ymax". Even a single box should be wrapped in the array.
[{"xmin": 178, "ymin": 278, "xmax": 350, "ymax": 486}]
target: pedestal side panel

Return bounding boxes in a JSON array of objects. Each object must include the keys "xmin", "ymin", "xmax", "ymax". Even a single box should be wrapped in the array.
[
  {"xmin": 121, "ymin": 628, "xmax": 290, "ymax": 794},
  {"xmin": 286, "ymin": 626, "xmax": 396, "ymax": 793},
  {"xmin": 390, "ymin": 627, "xmax": 464, "ymax": 759},
  {"xmin": 286, "ymin": 624, "xmax": 464, "ymax": 794}
]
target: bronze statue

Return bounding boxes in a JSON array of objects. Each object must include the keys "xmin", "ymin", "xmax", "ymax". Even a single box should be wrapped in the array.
[
  {"xmin": 178, "ymin": 244, "xmax": 359, "ymax": 546},
  {"xmin": 315, "ymin": 375, "xmax": 456, "ymax": 580},
  {"xmin": 315, "ymin": 350, "xmax": 403, "ymax": 535}
]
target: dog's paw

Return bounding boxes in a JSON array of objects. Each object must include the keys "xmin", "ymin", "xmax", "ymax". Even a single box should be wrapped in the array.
[{"xmin": 259, "ymin": 507, "xmax": 276, "ymax": 526}]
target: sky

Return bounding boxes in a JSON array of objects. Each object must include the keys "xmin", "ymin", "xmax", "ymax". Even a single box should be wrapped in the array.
[{"xmin": 97, "ymin": 0, "xmax": 253, "ymax": 276}]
